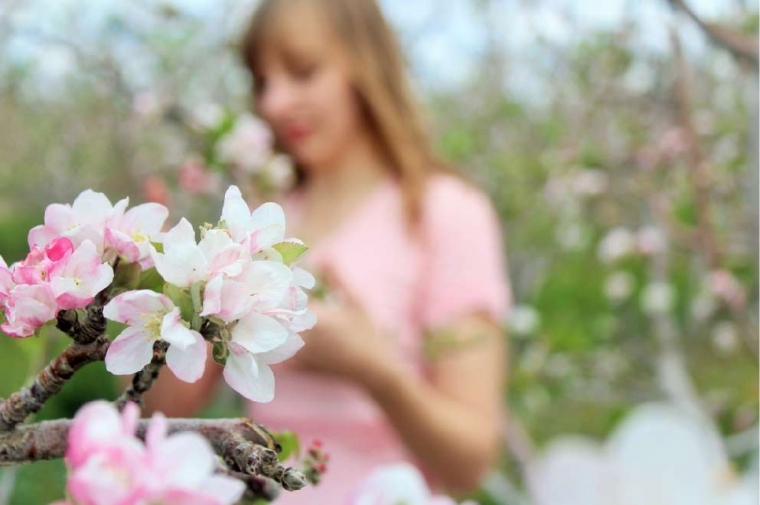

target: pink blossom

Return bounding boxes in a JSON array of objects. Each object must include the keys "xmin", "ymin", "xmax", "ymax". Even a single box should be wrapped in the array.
[
  {"xmin": 0, "ymin": 283, "xmax": 58, "ymax": 337},
  {"xmin": 150, "ymin": 219, "xmax": 245, "ymax": 289},
  {"xmin": 103, "ymin": 290, "xmax": 206, "ymax": 382},
  {"xmin": 0, "ymin": 256, "xmax": 12, "ymax": 305},
  {"xmin": 12, "ymin": 238, "xmax": 73, "ymax": 286},
  {"xmin": 66, "ymin": 401, "xmax": 142, "ymax": 470},
  {"xmin": 28, "ymin": 190, "xmax": 127, "ymax": 252},
  {"xmin": 178, "ymin": 157, "xmax": 215, "ymax": 195},
  {"xmin": 65, "ymin": 401, "xmax": 245, "ymax": 505},
  {"xmin": 221, "ymin": 186, "xmax": 286, "ymax": 252},
  {"xmin": 708, "ymin": 270, "xmax": 746, "ymax": 309},
  {"xmin": 141, "ymin": 412, "xmax": 246, "ymax": 504},
  {"xmin": 142, "ymin": 176, "xmax": 172, "ymax": 207},
  {"xmin": 201, "ymin": 260, "xmax": 292, "ymax": 323},
  {"xmin": 49, "ymin": 240, "xmax": 114, "ymax": 310},
  {"xmin": 104, "ymin": 202, "xmax": 168, "ymax": 268}
]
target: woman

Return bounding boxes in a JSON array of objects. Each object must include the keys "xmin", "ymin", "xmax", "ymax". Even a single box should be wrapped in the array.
[{"xmin": 146, "ymin": 0, "xmax": 513, "ymax": 501}]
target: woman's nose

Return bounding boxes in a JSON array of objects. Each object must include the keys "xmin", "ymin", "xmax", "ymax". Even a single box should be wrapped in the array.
[{"xmin": 260, "ymin": 78, "xmax": 297, "ymax": 120}]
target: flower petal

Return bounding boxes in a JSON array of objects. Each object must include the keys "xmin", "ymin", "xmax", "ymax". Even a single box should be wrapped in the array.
[
  {"xmin": 151, "ymin": 432, "xmax": 216, "ymax": 487},
  {"xmin": 231, "ymin": 313, "xmax": 288, "ymax": 354},
  {"xmin": 221, "ymin": 186, "xmax": 253, "ymax": 242},
  {"xmin": 258, "ymin": 331, "xmax": 304, "ymax": 365},
  {"xmin": 105, "ymin": 326, "xmax": 154, "ymax": 375},
  {"xmin": 165, "ymin": 331, "xmax": 207, "ymax": 383},
  {"xmin": 151, "ymin": 245, "xmax": 207, "ymax": 289},
  {"xmin": 121, "ymin": 203, "xmax": 169, "ymax": 237},
  {"xmin": 160, "ymin": 308, "xmax": 195, "ymax": 349},
  {"xmin": 223, "ymin": 351, "xmax": 275, "ymax": 403},
  {"xmin": 103, "ymin": 290, "xmax": 173, "ymax": 325}
]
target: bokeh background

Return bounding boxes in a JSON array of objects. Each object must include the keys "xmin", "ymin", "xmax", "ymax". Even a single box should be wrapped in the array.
[{"xmin": 0, "ymin": 0, "xmax": 757, "ymax": 503}]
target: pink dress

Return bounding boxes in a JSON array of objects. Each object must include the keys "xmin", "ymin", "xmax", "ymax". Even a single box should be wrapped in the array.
[{"xmin": 249, "ymin": 173, "xmax": 513, "ymax": 502}]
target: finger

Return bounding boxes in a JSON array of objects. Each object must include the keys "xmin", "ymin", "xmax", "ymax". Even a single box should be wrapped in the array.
[{"xmin": 319, "ymin": 264, "xmax": 365, "ymax": 312}]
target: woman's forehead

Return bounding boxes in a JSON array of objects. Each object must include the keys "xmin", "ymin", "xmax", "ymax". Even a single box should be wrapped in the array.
[{"xmin": 259, "ymin": 1, "xmax": 335, "ymax": 60}]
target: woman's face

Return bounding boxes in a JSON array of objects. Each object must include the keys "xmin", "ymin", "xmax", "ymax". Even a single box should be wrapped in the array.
[{"xmin": 254, "ymin": 7, "xmax": 366, "ymax": 172}]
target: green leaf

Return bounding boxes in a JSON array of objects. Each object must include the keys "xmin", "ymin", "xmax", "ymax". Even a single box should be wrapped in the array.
[
  {"xmin": 272, "ymin": 241, "xmax": 308, "ymax": 265},
  {"xmin": 164, "ymin": 284, "xmax": 194, "ymax": 322},
  {"xmin": 272, "ymin": 430, "xmax": 300, "ymax": 462},
  {"xmin": 112, "ymin": 261, "xmax": 141, "ymax": 291},
  {"xmin": 138, "ymin": 267, "xmax": 165, "ymax": 293}
]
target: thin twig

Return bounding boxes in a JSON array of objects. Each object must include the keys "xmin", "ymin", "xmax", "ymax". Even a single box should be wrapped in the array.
[
  {"xmin": 667, "ymin": 0, "xmax": 759, "ymax": 67},
  {"xmin": 670, "ymin": 28, "xmax": 724, "ymax": 270},
  {"xmin": 115, "ymin": 341, "xmax": 169, "ymax": 410},
  {"xmin": 56, "ymin": 290, "xmax": 110, "ymax": 345},
  {"xmin": 0, "ymin": 335, "xmax": 110, "ymax": 431}
]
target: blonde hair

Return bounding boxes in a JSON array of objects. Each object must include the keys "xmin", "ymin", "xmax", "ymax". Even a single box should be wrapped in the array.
[{"xmin": 239, "ymin": 0, "xmax": 447, "ymax": 222}]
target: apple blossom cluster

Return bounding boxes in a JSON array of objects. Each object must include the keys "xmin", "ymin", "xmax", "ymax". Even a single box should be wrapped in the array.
[
  {"xmin": 0, "ymin": 190, "xmax": 167, "ymax": 338},
  {"xmin": 58, "ymin": 401, "xmax": 245, "ymax": 505},
  {"xmin": 1, "ymin": 185, "xmax": 315, "ymax": 403}
]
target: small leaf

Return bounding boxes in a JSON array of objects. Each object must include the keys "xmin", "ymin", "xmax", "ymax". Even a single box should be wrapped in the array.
[
  {"xmin": 273, "ymin": 430, "xmax": 301, "ymax": 462},
  {"xmin": 138, "ymin": 267, "xmax": 165, "ymax": 293},
  {"xmin": 165, "ymin": 284, "xmax": 194, "ymax": 322},
  {"xmin": 272, "ymin": 241, "xmax": 308, "ymax": 265},
  {"xmin": 151, "ymin": 241, "xmax": 164, "ymax": 254},
  {"xmin": 112, "ymin": 261, "xmax": 141, "ymax": 291}
]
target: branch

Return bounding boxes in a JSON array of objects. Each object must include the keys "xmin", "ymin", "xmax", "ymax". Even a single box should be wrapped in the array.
[
  {"xmin": 0, "ymin": 335, "xmax": 110, "ymax": 431},
  {"xmin": 667, "ymin": 0, "xmax": 759, "ymax": 67},
  {"xmin": 219, "ymin": 467, "xmax": 282, "ymax": 502},
  {"xmin": 115, "ymin": 341, "xmax": 168, "ymax": 410},
  {"xmin": 669, "ymin": 28, "xmax": 724, "ymax": 270},
  {"xmin": 0, "ymin": 417, "xmax": 306, "ymax": 491},
  {"xmin": 56, "ymin": 290, "xmax": 110, "ymax": 345}
]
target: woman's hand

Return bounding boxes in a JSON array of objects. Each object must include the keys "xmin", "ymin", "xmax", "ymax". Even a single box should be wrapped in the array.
[{"xmin": 290, "ymin": 273, "xmax": 398, "ymax": 388}]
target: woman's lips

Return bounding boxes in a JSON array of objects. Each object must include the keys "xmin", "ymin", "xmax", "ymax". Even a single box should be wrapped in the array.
[{"xmin": 283, "ymin": 125, "xmax": 312, "ymax": 143}]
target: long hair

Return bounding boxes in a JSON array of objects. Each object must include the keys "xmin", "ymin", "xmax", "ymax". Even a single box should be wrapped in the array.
[{"xmin": 239, "ymin": 0, "xmax": 446, "ymax": 222}]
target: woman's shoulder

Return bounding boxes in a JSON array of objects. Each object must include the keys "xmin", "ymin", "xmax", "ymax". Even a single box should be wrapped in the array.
[{"xmin": 422, "ymin": 172, "xmax": 499, "ymax": 228}]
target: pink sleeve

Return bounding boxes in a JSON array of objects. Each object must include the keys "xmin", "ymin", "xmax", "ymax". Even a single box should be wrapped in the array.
[{"xmin": 419, "ymin": 176, "xmax": 513, "ymax": 329}]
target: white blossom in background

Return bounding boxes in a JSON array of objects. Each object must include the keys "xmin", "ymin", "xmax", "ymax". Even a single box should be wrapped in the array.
[
  {"xmin": 572, "ymin": 168, "xmax": 609, "ymax": 196},
  {"xmin": 507, "ymin": 304, "xmax": 540, "ymax": 336},
  {"xmin": 636, "ymin": 225, "xmax": 667, "ymax": 256},
  {"xmin": 190, "ymin": 102, "xmax": 225, "ymax": 130},
  {"xmin": 712, "ymin": 321, "xmax": 740, "ymax": 356},
  {"xmin": 132, "ymin": 90, "xmax": 167, "ymax": 121},
  {"xmin": 217, "ymin": 113, "xmax": 273, "ymax": 173},
  {"xmin": 528, "ymin": 403, "xmax": 758, "ymax": 505},
  {"xmin": 640, "ymin": 281, "xmax": 676, "ymax": 315},
  {"xmin": 556, "ymin": 221, "xmax": 590, "ymax": 251},
  {"xmin": 708, "ymin": 270, "xmax": 747, "ymax": 309},
  {"xmin": 346, "ymin": 463, "xmax": 476, "ymax": 505},
  {"xmin": 598, "ymin": 227, "xmax": 636, "ymax": 264},
  {"xmin": 265, "ymin": 154, "xmax": 296, "ymax": 191},
  {"xmin": 605, "ymin": 271, "xmax": 635, "ymax": 303},
  {"xmin": 691, "ymin": 288, "xmax": 719, "ymax": 321}
]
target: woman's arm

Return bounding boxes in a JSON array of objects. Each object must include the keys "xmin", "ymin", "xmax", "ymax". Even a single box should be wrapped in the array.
[
  {"xmin": 362, "ymin": 313, "xmax": 507, "ymax": 493},
  {"xmin": 292, "ymin": 294, "xmax": 507, "ymax": 494}
]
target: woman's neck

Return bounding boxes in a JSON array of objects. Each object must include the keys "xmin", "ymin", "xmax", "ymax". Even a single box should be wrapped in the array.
[{"xmin": 306, "ymin": 132, "xmax": 390, "ymax": 201}]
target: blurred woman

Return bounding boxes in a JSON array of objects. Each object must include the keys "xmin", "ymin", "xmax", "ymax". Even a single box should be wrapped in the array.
[{"xmin": 146, "ymin": 0, "xmax": 513, "ymax": 501}]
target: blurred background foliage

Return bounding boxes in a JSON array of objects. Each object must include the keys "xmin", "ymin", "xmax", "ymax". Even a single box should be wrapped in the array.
[{"xmin": 0, "ymin": 0, "xmax": 757, "ymax": 503}]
